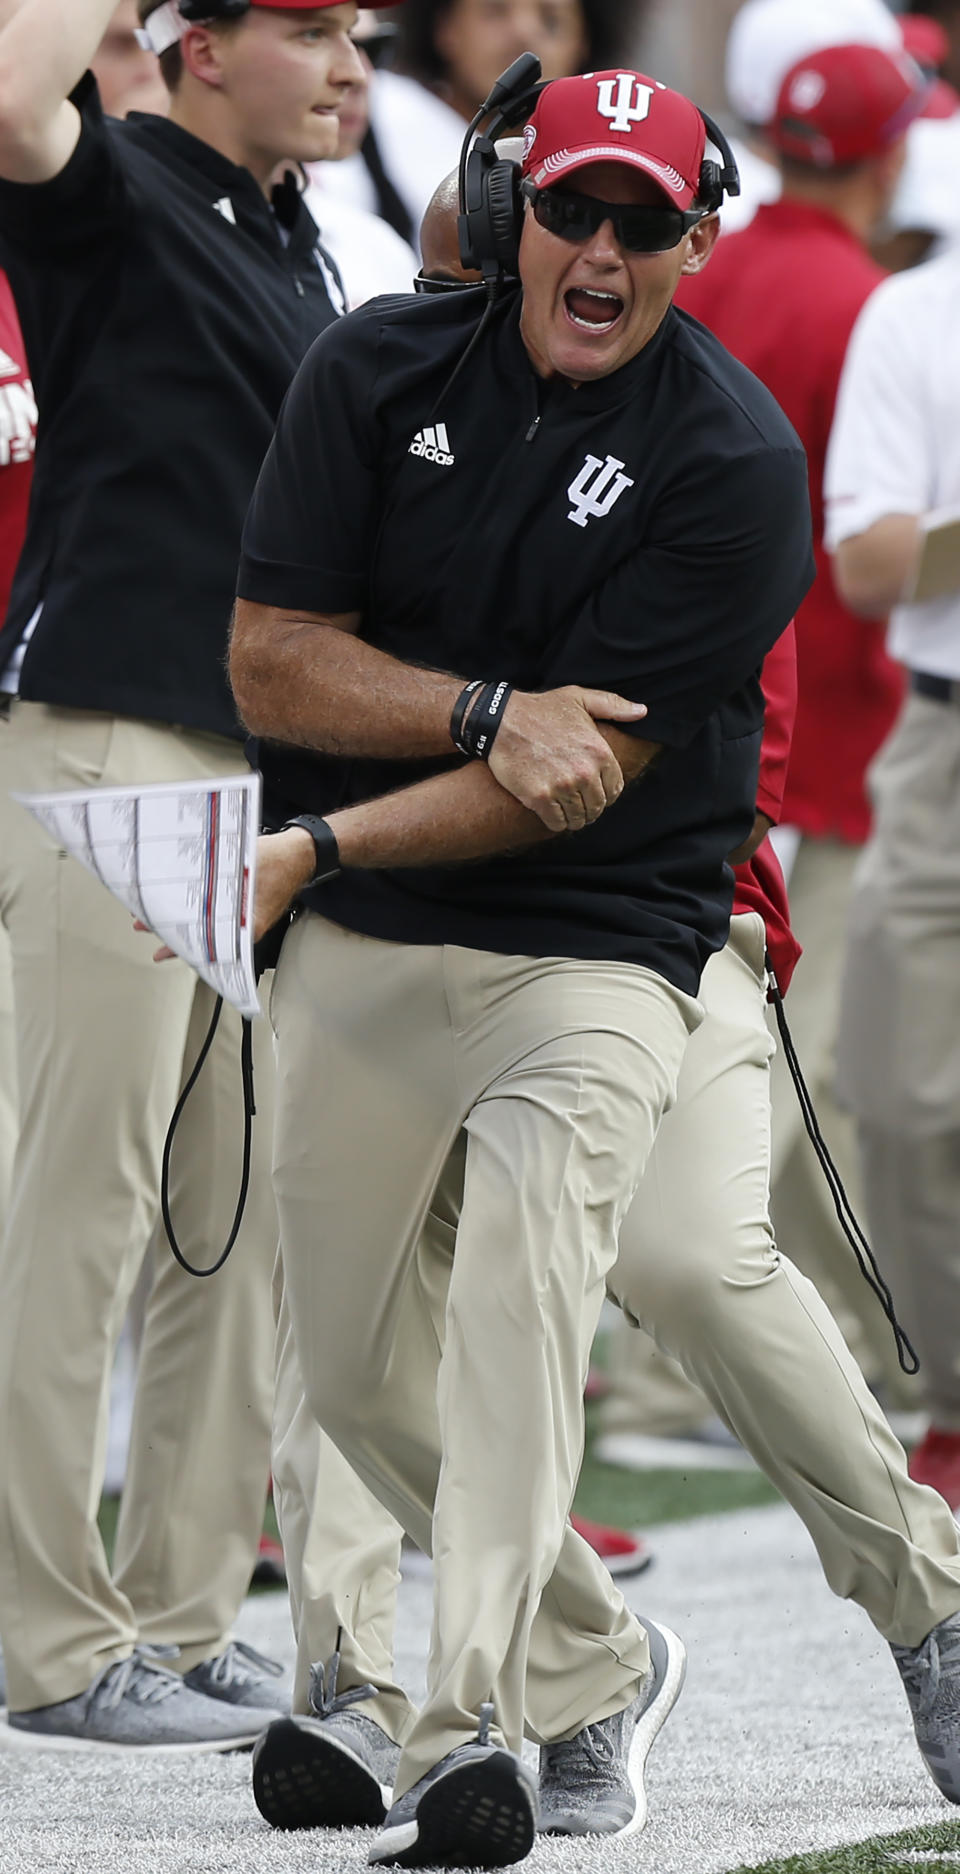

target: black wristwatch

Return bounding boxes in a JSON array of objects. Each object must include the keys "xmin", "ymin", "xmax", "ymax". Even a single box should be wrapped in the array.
[{"xmin": 279, "ymin": 814, "xmax": 341, "ymax": 887}]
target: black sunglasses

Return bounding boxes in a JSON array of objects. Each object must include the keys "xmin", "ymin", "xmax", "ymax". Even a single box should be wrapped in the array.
[{"xmin": 521, "ymin": 179, "xmax": 706, "ymax": 255}]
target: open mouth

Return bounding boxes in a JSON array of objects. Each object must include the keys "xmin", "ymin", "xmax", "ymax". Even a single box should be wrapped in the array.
[{"xmin": 564, "ymin": 287, "xmax": 625, "ymax": 334}]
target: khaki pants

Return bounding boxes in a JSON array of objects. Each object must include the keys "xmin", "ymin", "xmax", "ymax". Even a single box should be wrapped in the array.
[
  {"xmin": 0, "ymin": 916, "xmax": 15, "ymax": 1225},
  {"xmin": 838, "ymin": 693, "xmax": 960, "ymax": 1425},
  {"xmin": 0, "ymin": 700, "xmax": 278, "ymax": 1711},
  {"xmin": 273, "ymin": 913, "xmax": 960, "ymax": 1751},
  {"xmin": 767, "ymin": 837, "xmax": 905, "ymax": 1386},
  {"xmin": 270, "ymin": 910, "xmax": 698, "ymax": 1795},
  {"xmin": 600, "ymin": 838, "xmax": 910, "ymax": 1439}
]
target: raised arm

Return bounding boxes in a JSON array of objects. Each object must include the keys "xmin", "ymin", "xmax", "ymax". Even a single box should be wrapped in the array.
[{"xmin": 0, "ymin": 0, "xmax": 118, "ymax": 182}]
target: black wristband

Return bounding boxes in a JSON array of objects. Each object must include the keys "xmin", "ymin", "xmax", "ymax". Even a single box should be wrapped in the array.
[
  {"xmin": 450, "ymin": 679, "xmax": 484, "ymax": 756},
  {"xmin": 280, "ymin": 814, "xmax": 341, "ymax": 887},
  {"xmin": 459, "ymin": 679, "xmax": 513, "ymax": 761}
]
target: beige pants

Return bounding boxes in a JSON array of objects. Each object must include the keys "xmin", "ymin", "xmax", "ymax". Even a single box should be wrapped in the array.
[
  {"xmin": 0, "ymin": 916, "xmax": 15, "ymax": 1225},
  {"xmin": 271, "ymin": 910, "xmax": 698, "ymax": 1794},
  {"xmin": 273, "ymin": 913, "xmax": 960, "ymax": 1751},
  {"xmin": 610, "ymin": 837, "xmax": 915, "ymax": 1434},
  {"xmin": 837, "ymin": 693, "xmax": 960, "ymax": 1425},
  {"xmin": 0, "ymin": 700, "xmax": 278, "ymax": 1711},
  {"xmin": 767, "ymin": 837, "xmax": 906, "ymax": 1385}
]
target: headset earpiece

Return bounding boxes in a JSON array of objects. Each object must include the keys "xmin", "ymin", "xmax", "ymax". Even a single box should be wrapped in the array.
[
  {"xmin": 698, "ymin": 109, "xmax": 741, "ymax": 210},
  {"xmin": 457, "ymin": 58, "xmax": 545, "ymax": 286},
  {"xmin": 458, "ymin": 137, "xmax": 523, "ymax": 277}
]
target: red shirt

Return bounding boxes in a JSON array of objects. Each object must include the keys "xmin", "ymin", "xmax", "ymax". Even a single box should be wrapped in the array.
[
  {"xmin": 676, "ymin": 201, "xmax": 903, "ymax": 844},
  {"xmin": 0, "ymin": 271, "xmax": 35, "ymax": 625},
  {"xmin": 733, "ymin": 620, "xmax": 801, "ymax": 995}
]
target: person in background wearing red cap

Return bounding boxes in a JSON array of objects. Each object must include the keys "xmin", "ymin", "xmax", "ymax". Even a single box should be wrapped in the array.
[
  {"xmin": 676, "ymin": 38, "xmax": 926, "ymax": 1425},
  {"xmin": 230, "ymin": 63, "xmax": 812, "ymax": 1865},
  {"xmin": 909, "ymin": 0, "xmax": 960, "ymax": 93},
  {"xmin": 0, "ymin": 0, "xmax": 374, "ymax": 1752}
]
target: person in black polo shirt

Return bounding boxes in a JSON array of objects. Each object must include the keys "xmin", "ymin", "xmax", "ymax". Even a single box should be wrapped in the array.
[
  {"xmin": 0, "ymin": 0, "xmax": 384, "ymax": 1752},
  {"xmin": 231, "ymin": 68, "xmax": 814, "ymax": 1868}
]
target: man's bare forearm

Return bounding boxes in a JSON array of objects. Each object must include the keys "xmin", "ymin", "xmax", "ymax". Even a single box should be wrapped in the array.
[
  {"xmin": 231, "ymin": 601, "xmax": 464, "ymax": 759},
  {"xmin": 0, "ymin": 0, "xmax": 117, "ymax": 181},
  {"xmin": 259, "ymin": 729, "xmax": 659, "ymax": 936}
]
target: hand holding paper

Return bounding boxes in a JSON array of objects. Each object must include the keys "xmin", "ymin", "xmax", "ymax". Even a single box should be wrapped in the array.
[{"xmin": 15, "ymin": 773, "xmax": 262, "ymax": 1018}]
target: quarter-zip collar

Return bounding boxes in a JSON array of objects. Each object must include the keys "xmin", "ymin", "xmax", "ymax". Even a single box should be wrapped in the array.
[
  {"xmin": 494, "ymin": 289, "xmax": 678, "ymax": 413},
  {"xmin": 125, "ymin": 109, "xmax": 320, "ymax": 258}
]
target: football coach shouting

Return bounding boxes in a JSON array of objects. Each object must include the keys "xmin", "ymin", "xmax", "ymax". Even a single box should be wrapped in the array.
[{"xmin": 231, "ymin": 67, "xmax": 814, "ymax": 1870}]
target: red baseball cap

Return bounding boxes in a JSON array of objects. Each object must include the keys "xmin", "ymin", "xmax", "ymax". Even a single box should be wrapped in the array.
[
  {"xmin": 900, "ymin": 15, "xmax": 950, "ymax": 74},
  {"xmin": 520, "ymin": 70, "xmax": 706, "ymax": 210},
  {"xmin": 139, "ymin": 0, "xmax": 402, "ymax": 56},
  {"xmin": 769, "ymin": 42, "xmax": 929, "ymax": 167}
]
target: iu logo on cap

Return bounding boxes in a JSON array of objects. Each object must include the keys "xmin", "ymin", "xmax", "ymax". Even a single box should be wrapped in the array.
[{"xmin": 596, "ymin": 74, "xmax": 654, "ymax": 135}]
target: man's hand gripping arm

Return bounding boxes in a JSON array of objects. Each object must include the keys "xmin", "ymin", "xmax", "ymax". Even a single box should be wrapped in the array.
[{"xmin": 230, "ymin": 597, "xmax": 652, "ymax": 841}]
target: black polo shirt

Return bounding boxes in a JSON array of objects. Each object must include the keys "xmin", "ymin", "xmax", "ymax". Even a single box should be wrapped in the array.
[
  {"xmin": 239, "ymin": 289, "xmax": 814, "ymax": 991},
  {"xmin": 0, "ymin": 76, "xmax": 339, "ymax": 740}
]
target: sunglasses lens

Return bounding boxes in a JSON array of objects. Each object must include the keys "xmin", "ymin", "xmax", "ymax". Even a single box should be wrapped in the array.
[{"xmin": 531, "ymin": 188, "xmax": 687, "ymax": 254}]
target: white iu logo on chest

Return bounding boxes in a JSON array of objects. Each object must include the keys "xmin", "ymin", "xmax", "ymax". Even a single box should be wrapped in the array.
[
  {"xmin": 567, "ymin": 454, "xmax": 635, "ymax": 529},
  {"xmin": 596, "ymin": 73, "xmax": 655, "ymax": 135}
]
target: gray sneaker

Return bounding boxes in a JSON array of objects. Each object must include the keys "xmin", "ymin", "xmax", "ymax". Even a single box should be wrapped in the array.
[
  {"xmin": 184, "ymin": 1640, "xmax": 288, "ymax": 1715},
  {"xmin": 892, "ymin": 1610, "xmax": 960, "ymax": 1803},
  {"xmin": 538, "ymin": 1617, "xmax": 686, "ymax": 1838},
  {"xmin": 2, "ymin": 1647, "xmax": 275, "ymax": 1753},
  {"xmin": 252, "ymin": 1643, "xmax": 400, "ymax": 1829},
  {"xmin": 368, "ymin": 1705, "xmax": 538, "ymax": 1870}
]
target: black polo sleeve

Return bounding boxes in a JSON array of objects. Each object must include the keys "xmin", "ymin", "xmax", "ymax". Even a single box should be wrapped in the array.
[
  {"xmin": 547, "ymin": 440, "xmax": 814, "ymax": 747},
  {"xmin": 238, "ymin": 314, "xmax": 382, "ymax": 616},
  {"xmin": 0, "ymin": 75, "xmax": 126, "ymax": 264}
]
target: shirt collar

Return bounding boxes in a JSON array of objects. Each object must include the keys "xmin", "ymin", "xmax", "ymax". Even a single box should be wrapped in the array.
[
  {"xmin": 495, "ymin": 291, "xmax": 677, "ymax": 411},
  {"xmin": 751, "ymin": 197, "xmax": 866, "ymax": 250},
  {"xmin": 125, "ymin": 113, "xmax": 321, "ymax": 253}
]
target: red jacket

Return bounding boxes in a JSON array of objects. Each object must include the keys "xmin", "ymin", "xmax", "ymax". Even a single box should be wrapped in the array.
[
  {"xmin": 0, "ymin": 271, "xmax": 34, "ymax": 626},
  {"xmin": 677, "ymin": 201, "xmax": 903, "ymax": 844}
]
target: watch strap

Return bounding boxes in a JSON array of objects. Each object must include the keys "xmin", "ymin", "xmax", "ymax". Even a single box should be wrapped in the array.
[{"xmin": 280, "ymin": 814, "xmax": 341, "ymax": 887}]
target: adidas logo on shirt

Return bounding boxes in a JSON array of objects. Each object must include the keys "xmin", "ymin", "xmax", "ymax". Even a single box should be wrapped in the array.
[{"xmin": 409, "ymin": 423, "xmax": 454, "ymax": 467}]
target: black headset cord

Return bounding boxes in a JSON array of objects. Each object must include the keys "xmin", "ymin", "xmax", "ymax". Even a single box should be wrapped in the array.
[
  {"xmin": 160, "ymin": 997, "xmax": 256, "ymax": 1279},
  {"xmin": 766, "ymin": 955, "xmax": 918, "ymax": 1375}
]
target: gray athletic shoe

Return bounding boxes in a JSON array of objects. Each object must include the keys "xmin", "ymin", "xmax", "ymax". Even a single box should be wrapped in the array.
[
  {"xmin": 892, "ymin": 1610, "xmax": 960, "ymax": 1803},
  {"xmin": 2, "ymin": 1647, "xmax": 274, "ymax": 1752},
  {"xmin": 368, "ymin": 1705, "xmax": 538, "ymax": 1869},
  {"xmin": 253, "ymin": 1643, "xmax": 400, "ymax": 1829},
  {"xmin": 184, "ymin": 1639, "xmax": 288, "ymax": 1715},
  {"xmin": 538, "ymin": 1617, "xmax": 686, "ymax": 1838}
]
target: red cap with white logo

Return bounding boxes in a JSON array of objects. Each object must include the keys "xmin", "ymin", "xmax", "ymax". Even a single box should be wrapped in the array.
[
  {"xmin": 139, "ymin": 0, "xmax": 402, "ymax": 57},
  {"xmin": 769, "ymin": 43, "xmax": 929, "ymax": 167},
  {"xmin": 520, "ymin": 70, "xmax": 707, "ymax": 209}
]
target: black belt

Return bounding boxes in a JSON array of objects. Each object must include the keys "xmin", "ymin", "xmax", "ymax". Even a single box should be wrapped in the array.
[{"xmin": 911, "ymin": 670, "xmax": 960, "ymax": 705}]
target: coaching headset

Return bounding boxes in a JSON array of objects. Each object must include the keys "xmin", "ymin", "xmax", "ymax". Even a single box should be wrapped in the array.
[{"xmin": 457, "ymin": 53, "xmax": 742, "ymax": 288}]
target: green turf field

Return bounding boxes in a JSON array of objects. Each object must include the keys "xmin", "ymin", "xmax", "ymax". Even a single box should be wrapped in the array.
[{"xmin": 731, "ymin": 1820, "xmax": 960, "ymax": 1871}]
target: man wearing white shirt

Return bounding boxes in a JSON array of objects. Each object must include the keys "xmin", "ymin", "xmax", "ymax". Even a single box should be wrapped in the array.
[{"xmin": 825, "ymin": 244, "xmax": 960, "ymax": 1510}]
